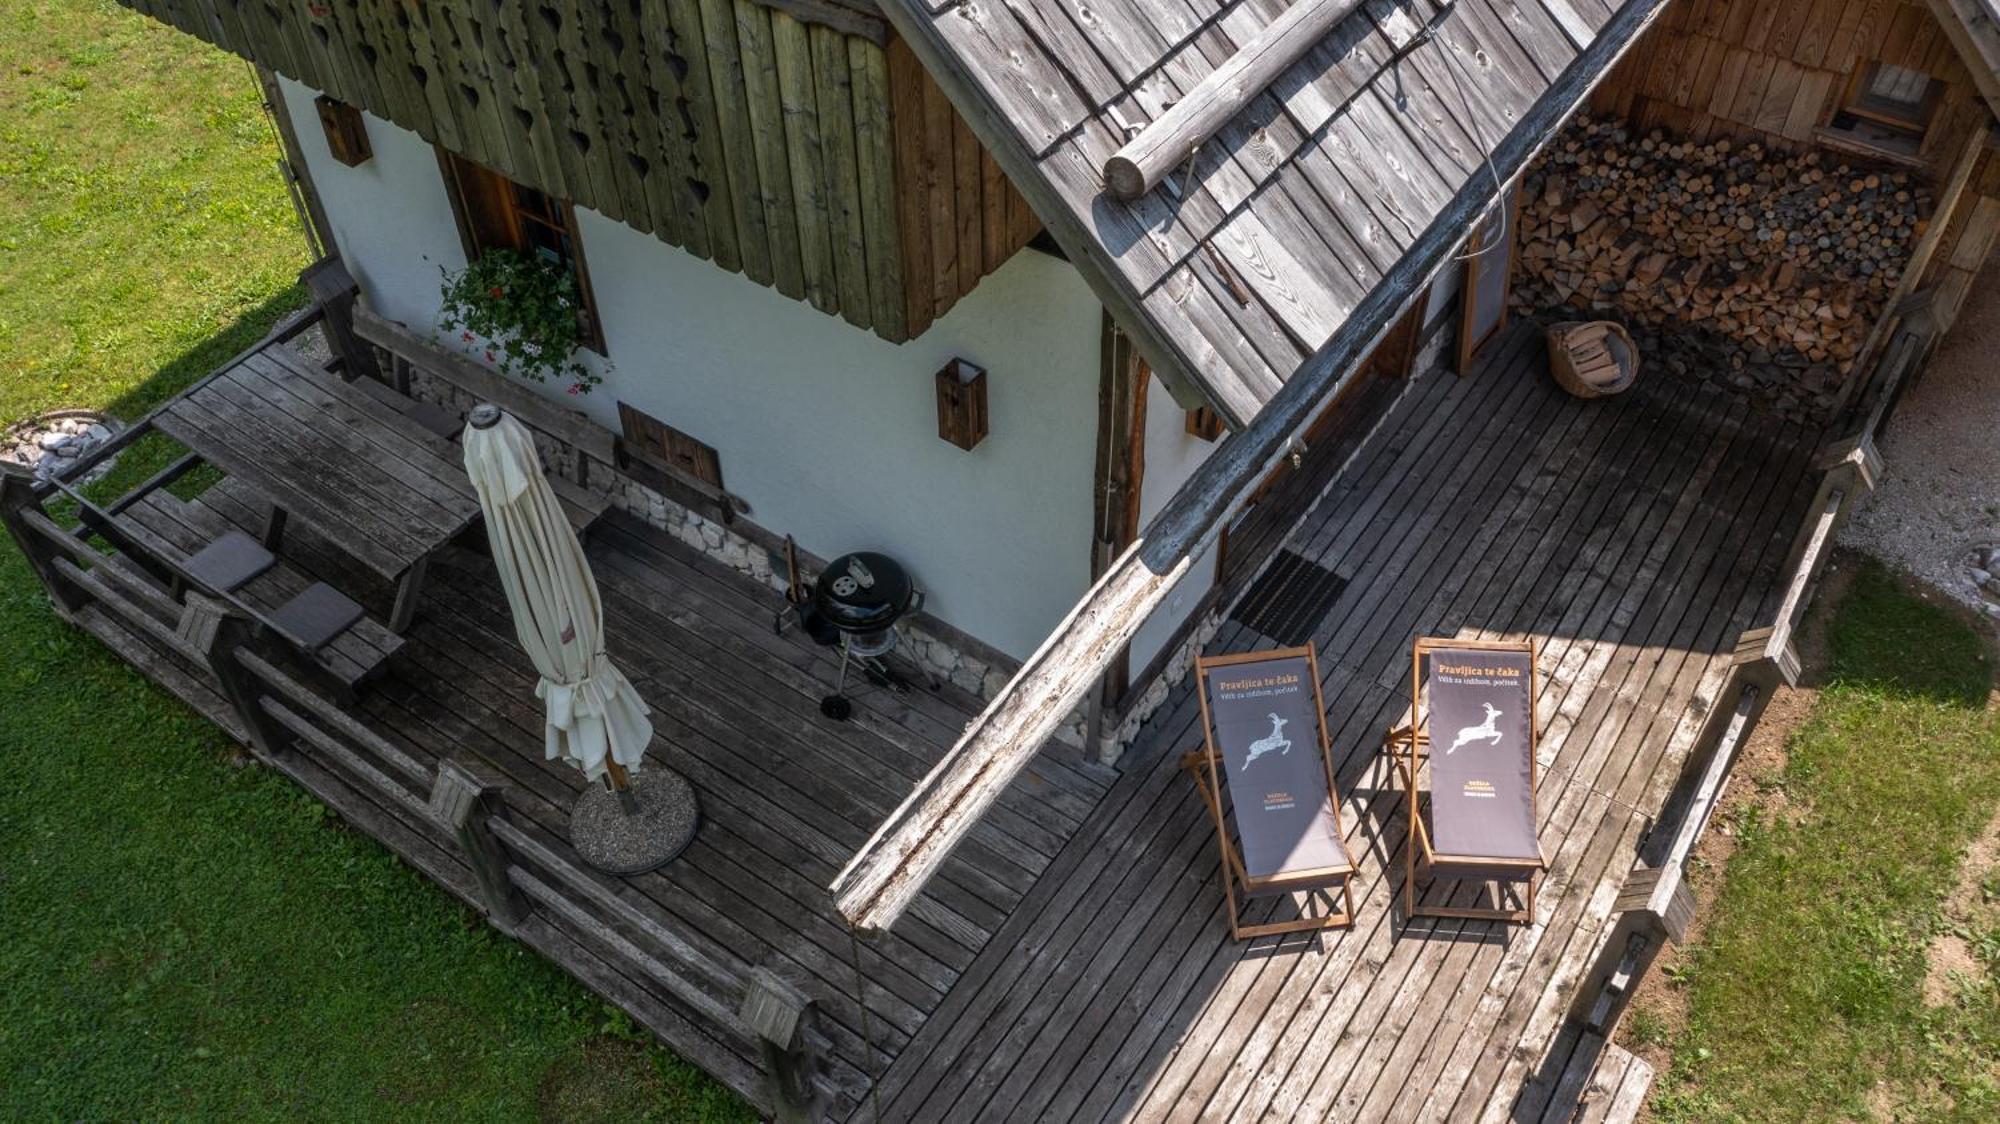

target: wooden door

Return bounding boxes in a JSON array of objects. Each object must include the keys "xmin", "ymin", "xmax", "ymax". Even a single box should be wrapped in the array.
[{"xmin": 1459, "ymin": 187, "xmax": 1522, "ymax": 374}]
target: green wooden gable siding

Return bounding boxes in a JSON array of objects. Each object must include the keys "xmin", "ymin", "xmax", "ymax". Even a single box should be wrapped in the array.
[{"xmin": 119, "ymin": 0, "xmax": 1036, "ymax": 340}]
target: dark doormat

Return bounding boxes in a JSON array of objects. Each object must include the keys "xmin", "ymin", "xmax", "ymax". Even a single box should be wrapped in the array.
[{"xmin": 1229, "ymin": 549, "xmax": 1348, "ymax": 647}]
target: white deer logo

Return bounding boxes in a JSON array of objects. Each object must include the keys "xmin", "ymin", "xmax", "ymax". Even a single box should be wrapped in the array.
[
  {"xmin": 1446, "ymin": 702, "xmax": 1504, "ymax": 755},
  {"xmin": 1242, "ymin": 713, "xmax": 1292, "ymax": 768}
]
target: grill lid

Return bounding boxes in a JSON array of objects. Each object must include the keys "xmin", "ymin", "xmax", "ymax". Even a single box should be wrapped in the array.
[{"xmin": 812, "ymin": 552, "xmax": 915, "ymax": 633}]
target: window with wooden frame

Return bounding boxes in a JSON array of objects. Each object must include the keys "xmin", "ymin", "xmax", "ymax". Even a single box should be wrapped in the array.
[
  {"xmin": 437, "ymin": 151, "xmax": 606, "ymax": 353},
  {"xmin": 1821, "ymin": 61, "xmax": 1943, "ymax": 160},
  {"xmin": 617, "ymin": 402, "xmax": 723, "ymax": 489}
]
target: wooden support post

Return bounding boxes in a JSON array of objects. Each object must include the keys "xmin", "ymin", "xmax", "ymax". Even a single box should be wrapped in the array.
[
  {"xmin": 428, "ymin": 758, "xmax": 533, "ymax": 929},
  {"xmin": 0, "ymin": 462, "xmax": 86, "ymax": 619},
  {"xmin": 180, "ymin": 594, "xmax": 294, "ymax": 760},
  {"xmin": 1102, "ymin": 0, "xmax": 1367, "ymax": 199},
  {"xmin": 738, "ymin": 966, "xmax": 826, "ymax": 1124},
  {"xmin": 388, "ymin": 554, "xmax": 428, "ymax": 633},
  {"xmin": 253, "ymin": 65, "xmax": 335, "ymax": 261},
  {"xmin": 1734, "ymin": 623, "xmax": 1801, "ymax": 693},
  {"xmin": 300, "ymin": 256, "xmax": 381, "ymax": 382}
]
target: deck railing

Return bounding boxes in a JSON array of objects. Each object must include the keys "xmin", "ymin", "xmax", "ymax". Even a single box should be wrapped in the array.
[
  {"xmin": 0, "ymin": 351, "xmax": 840, "ymax": 1124},
  {"xmin": 1524, "ymin": 306, "xmax": 1929, "ymax": 1121}
]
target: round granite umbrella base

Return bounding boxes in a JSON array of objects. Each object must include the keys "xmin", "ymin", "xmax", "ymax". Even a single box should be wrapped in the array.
[{"xmin": 571, "ymin": 770, "xmax": 700, "ymax": 875}]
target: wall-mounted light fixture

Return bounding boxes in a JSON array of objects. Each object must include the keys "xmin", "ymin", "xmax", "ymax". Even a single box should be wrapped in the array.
[
  {"xmin": 315, "ymin": 95, "xmax": 372, "ymax": 167},
  {"xmin": 935, "ymin": 358, "xmax": 988, "ymax": 451}
]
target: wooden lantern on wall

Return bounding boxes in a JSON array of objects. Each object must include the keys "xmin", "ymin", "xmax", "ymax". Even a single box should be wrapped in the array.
[
  {"xmin": 935, "ymin": 358, "xmax": 988, "ymax": 451},
  {"xmin": 1184, "ymin": 406, "xmax": 1225, "ymax": 441},
  {"xmin": 315, "ymin": 95, "xmax": 372, "ymax": 167}
]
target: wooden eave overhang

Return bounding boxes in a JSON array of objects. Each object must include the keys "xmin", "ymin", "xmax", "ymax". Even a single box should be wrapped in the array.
[{"xmin": 832, "ymin": 0, "xmax": 1681, "ymax": 931}]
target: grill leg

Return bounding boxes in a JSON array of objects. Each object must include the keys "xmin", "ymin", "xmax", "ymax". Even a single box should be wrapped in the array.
[{"xmin": 820, "ymin": 643, "xmax": 855, "ymax": 721}]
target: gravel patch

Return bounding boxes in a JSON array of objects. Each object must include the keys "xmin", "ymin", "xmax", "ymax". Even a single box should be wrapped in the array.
[
  {"xmin": 1841, "ymin": 257, "xmax": 2000, "ymax": 623},
  {"xmin": 1, "ymin": 409, "xmax": 124, "ymax": 485}
]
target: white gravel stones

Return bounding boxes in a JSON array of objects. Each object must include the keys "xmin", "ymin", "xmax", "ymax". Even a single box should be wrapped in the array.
[
  {"xmin": 1841, "ymin": 259, "xmax": 2000, "ymax": 623},
  {"xmin": 1, "ymin": 410, "xmax": 124, "ymax": 485}
]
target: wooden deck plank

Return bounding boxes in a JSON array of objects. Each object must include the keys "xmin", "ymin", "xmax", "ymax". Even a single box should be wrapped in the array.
[
  {"xmin": 97, "ymin": 467, "xmax": 1112, "ymax": 1104},
  {"xmin": 1352, "ymin": 401, "xmax": 1803, "ymax": 1122},
  {"xmin": 1116, "ymin": 341, "xmax": 1596, "ymax": 1124},
  {"xmin": 864, "ymin": 321, "xmax": 1821, "ymax": 1121},
  {"xmin": 922, "ymin": 355, "xmax": 1530, "ymax": 1121},
  {"xmin": 1166, "ymin": 358, "xmax": 1640, "ymax": 1124},
  {"xmin": 60, "ymin": 317, "xmax": 1832, "ymax": 1119}
]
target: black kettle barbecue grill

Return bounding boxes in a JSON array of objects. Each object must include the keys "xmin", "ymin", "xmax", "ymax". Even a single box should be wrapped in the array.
[{"xmin": 776, "ymin": 545, "xmax": 925, "ymax": 720}]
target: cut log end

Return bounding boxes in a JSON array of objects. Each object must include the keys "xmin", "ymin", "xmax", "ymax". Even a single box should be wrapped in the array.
[{"xmin": 1103, "ymin": 154, "xmax": 1148, "ymax": 202}]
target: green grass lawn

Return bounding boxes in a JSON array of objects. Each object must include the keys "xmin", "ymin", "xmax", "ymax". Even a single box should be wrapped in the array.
[
  {"xmin": 0, "ymin": 2, "xmax": 749, "ymax": 1118},
  {"xmin": 1646, "ymin": 561, "xmax": 2000, "ymax": 1122}
]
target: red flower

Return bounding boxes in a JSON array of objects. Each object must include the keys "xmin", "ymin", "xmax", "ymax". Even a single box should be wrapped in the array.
[
  {"xmin": 489, "ymin": 286, "xmax": 505, "ymax": 299},
  {"xmin": 460, "ymin": 331, "xmax": 473, "ymax": 343},
  {"xmin": 567, "ymin": 383, "xmax": 583, "ymax": 395},
  {"xmin": 484, "ymin": 350, "xmax": 496, "ymax": 363}
]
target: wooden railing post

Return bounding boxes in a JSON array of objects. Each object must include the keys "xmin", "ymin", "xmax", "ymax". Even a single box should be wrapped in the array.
[
  {"xmin": 428, "ymin": 758, "xmax": 532, "ymax": 929},
  {"xmin": 180, "ymin": 594, "xmax": 294, "ymax": 760},
  {"xmin": 739, "ymin": 966, "xmax": 827, "ymax": 1124},
  {"xmin": 300, "ymin": 256, "xmax": 380, "ymax": 382},
  {"xmin": 1, "ymin": 462, "xmax": 87, "ymax": 619}
]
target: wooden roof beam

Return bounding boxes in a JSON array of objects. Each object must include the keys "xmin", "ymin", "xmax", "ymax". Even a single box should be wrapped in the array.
[
  {"xmin": 1103, "ymin": 0, "xmax": 1368, "ymax": 200},
  {"xmin": 831, "ymin": 0, "xmax": 1676, "ymax": 934}
]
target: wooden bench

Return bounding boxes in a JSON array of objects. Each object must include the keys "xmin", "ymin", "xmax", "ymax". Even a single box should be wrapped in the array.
[{"xmin": 118, "ymin": 487, "xmax": 404, "ymax": 691}]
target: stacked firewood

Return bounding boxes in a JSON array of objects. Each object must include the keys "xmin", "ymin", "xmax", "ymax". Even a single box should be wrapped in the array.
[{"xmin": 1512, "ymin": 117, "xmax": 1931, "ymax": 374}]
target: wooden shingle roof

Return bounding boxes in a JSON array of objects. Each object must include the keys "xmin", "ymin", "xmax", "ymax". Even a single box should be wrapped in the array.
[{"xmin": 883, "ymin": 0, "xmax": 1669, "ymax": 426}]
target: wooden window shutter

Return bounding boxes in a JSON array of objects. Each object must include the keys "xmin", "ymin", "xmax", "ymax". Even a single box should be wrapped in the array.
[{"xmin": 618, "ymin": 402, "xmax": 723, "ymax": 488}]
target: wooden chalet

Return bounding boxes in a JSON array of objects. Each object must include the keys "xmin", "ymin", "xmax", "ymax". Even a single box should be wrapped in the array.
[{"xmin": 12, "ymin": 0, "xmax": 2000, "ymax": 1118}]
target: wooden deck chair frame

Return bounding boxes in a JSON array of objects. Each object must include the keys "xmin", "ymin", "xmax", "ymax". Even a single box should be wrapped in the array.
[
  {"xmin": 1388, "ymin": 637, "xmax": 1545, "ymax": 924},
  {"xmin": 1181, "ymin": 644, "xmax": 1357, "ymax": 941}
]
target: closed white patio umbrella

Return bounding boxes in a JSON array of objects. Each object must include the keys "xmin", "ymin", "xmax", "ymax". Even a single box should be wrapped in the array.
[{"xmin": 463, "ymin": 403, "xmax": 696, "ymax": 873}]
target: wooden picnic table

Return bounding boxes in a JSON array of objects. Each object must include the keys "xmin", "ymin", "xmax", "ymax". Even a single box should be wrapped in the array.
[{"xmin": 152, "ymin": 347, "xmax": 482, "ymax": 631}]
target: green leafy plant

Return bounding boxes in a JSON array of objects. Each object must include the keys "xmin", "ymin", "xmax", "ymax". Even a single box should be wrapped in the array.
[{"xmin": 438, "ymin": 249, "xmax": 600, "ymax": 395}]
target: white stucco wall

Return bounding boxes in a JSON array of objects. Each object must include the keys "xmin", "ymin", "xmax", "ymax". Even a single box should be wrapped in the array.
[
  {"xmin": 1125, "ymin": 374, "xmax": 1220, "ymax": 674},
  {"xmin": 280, "ymin": 79, "xmax": 1101, "ymax": 659}
]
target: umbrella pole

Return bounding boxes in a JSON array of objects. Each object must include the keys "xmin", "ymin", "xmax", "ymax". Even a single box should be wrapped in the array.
[
  {"xmin": 604, "ymin": 758, "xmax": 641, "ymax": 815},
  {"xmin": 574, "ymin": 755, "xmax": 701, "ymax": 875}
]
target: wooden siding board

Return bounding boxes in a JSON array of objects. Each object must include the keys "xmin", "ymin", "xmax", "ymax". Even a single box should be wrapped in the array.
[
  {"xmin": 772, "ymin": 11, "xmax": 836, "ymax": 312},
  {"xmin": 700, "ymin": 0, "xmax": 777, "ymax": 284},
  {"xmin": 922, "ymin": 66, "xmax": 961, "ymax": 321},
  {"xmin": 952, "ymin": 109, "xmax": 985, "ymax": 293},
  {"xmin": 669, "ymin": 0, "xmax": 748, "ymax": 273},
  {"xmin": 888, "ymin": 36, "xmax": 937, "ymax": 336},
  {"xmin": 851, "ymin": 36, "xmax": 908, "ymax": 336},
  {"xmin": 811, "ymin": 22, "xmax": 874, "ymax": 328},
  {"xmin": 739, "ymin": 1, "xmax": 806, "ymax": 296},
  {"xmin": 638, "ymin": 0, "xmax": 717, "ymax": 260}
]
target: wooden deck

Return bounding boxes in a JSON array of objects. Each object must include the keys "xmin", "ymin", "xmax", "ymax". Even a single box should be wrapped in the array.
[
  {"xmin": 860, "ymin": 322, "xmax": 1824, "ymax": 1122},
  {"xmin": 15, "ymin": 317, "xmax": 1839, "ymax": 1120},
  {"xmin": 84, "ymin": 465, "xmax": 1116, "ymax": 1120}
]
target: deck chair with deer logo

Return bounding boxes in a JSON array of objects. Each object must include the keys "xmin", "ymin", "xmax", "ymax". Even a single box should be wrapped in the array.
[
  {"xmin": 1386, "ymin": 637, "xmax": 1545, "ymax": 924},
  {"xmin": 1181, "ymin": 644, "xmax": 1357, "ymax": 940}
]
